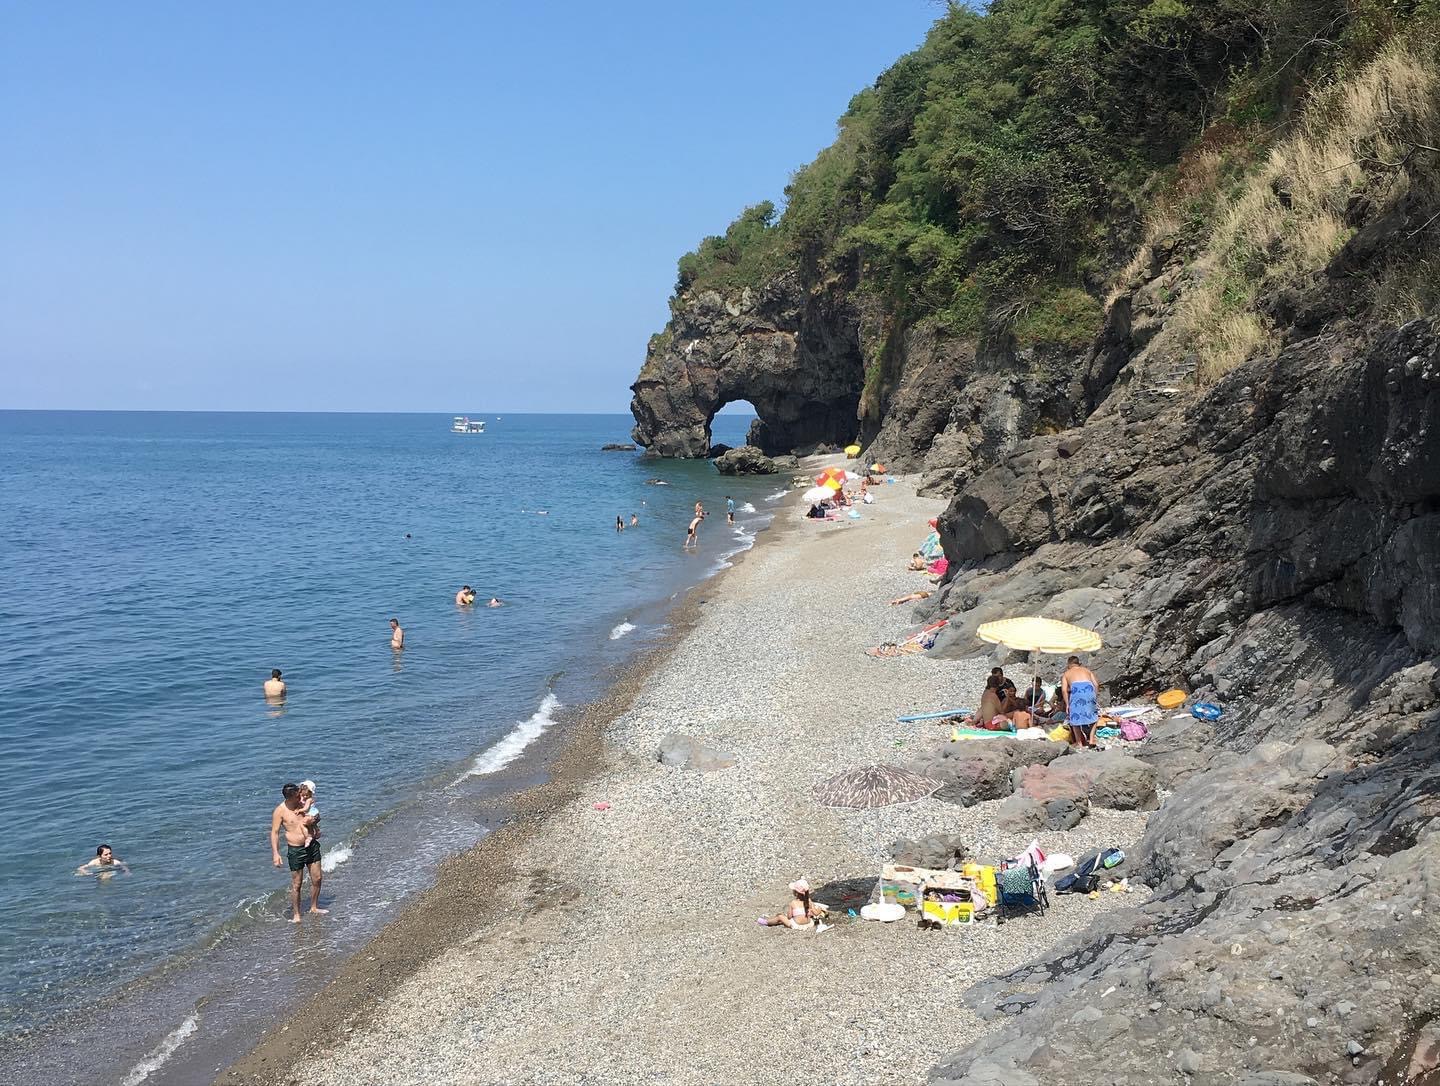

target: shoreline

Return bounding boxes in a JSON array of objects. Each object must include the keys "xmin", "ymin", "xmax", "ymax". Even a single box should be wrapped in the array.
[
  {"xmin": 220, "ymin": 474, "xmax": 1150, "ymax": 1085},
  {"xmin": 214, "ymin": 510, "xmax": 766, "ymax": 1085}
]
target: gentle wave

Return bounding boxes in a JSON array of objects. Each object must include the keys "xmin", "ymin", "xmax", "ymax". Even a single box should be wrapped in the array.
[
  {"xmin": 120, "ymin": 1012, "xmax": 198, "ymax": 1086},
  {"xmin": 765, "ymin": 490, "xmax": 788, "ymax": 502},
  {"xmin": 609, "ymin": 621, "xmax": 636, "ymax": 640},
  {"xmin": 320, "ymin": 843, "xmax": 353, "ymax": 873},
  {"xmin": 454, "ymin": 694, "xmax": 561, "ymax": 782},
  {"xmin": 740, "ymin": 502, "xmax": 757, "ymax": 513}
]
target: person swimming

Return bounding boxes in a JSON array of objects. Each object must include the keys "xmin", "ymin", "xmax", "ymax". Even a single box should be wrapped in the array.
[
  {"xmin": 488, "ymin": 598, "xmax": 503, "ymax": 607},
  {"xmin": 76, "ymin": 843, "xmax": 130, "ymax": 879}
]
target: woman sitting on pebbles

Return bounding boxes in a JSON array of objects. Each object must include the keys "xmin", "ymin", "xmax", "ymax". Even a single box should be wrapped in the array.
[{"xmin": 759, "ymin": 878, "xmax": 830, "ymax": 931}]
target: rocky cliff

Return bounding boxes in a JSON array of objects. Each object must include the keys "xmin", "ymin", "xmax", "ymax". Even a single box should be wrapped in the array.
[{"xmin": 631, "ymin": 5, "xmax": 1440, "ymax": 1080}]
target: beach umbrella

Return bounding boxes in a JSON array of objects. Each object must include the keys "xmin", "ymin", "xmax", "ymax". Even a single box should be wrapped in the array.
[
  {"xmin": 812, "ymin": 765, "xmax": 941, "ymax": 809},
  {"xmin": 844, "ymin": 444, "xmax": 862, "ymax": 457},
  {"xmin": 976, "ymin": 617, "xmax": 1102, "ymax": 733},
  {"xmin": 815, "ymin": 466, "xmax": 846, "ymax": 488},
  {"xmin": 976, "ymin": 617, "xmax": 1102, "ymax": 655},
  {"xmin": 802, "ymin": 486, "xmax": 834, "ymax": 503}
]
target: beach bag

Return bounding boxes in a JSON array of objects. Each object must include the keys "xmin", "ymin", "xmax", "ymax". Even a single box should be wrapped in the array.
[
  {"xmin": 1119, "ymin": 719, "xmax": 1149, "ymax": 742},
  {"xmin": 1191, "ymin": 702, "xmax": 1223, "ymax": 721}
]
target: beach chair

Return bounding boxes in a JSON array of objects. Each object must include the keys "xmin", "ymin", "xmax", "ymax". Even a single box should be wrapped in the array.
[{"xmin": 995, "ymin": 856, "xmax": 1047, "ymax": 923}]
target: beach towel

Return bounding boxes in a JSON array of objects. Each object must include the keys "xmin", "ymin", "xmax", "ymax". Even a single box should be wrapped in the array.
[
  {"xmin": 918, "ymin": 531, "xmax": 943, "ymax": 559},
  {"xmin": 865, "ymin": 642, "xmax": 925, "ymax": 658},
  {"xmin": 1067, "ymin": 680, "xmax": 1098, "ymax": 727},
  {"xmin": 927, "ymin": 557, "xmax": 949, "ymax": 576}
]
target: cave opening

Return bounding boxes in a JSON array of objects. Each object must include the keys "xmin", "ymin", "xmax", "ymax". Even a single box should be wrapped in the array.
[{"xmin": 706, "ymin": 399, "xmax": 760, "ymax": 456}]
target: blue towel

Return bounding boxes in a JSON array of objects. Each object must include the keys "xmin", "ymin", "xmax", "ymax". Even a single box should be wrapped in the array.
[{"xmin": 1067, "ymin": 680, "xmax": 1098, "ymax": 726}]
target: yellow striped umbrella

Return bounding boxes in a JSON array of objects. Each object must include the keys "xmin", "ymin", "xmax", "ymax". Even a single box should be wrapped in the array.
[
  {"xmin": 976, "ymin": 617, "xmax": 1102, "ymax": 655},
  {"xmin": 844, "ymin": 444, "xmax": 861, "ymax": 457}
]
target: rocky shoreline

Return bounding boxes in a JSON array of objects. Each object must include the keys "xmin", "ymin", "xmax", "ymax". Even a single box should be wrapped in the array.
[{"xmin": 218, "ymin": 475, "xmax": 1162, "ymax": 1085}]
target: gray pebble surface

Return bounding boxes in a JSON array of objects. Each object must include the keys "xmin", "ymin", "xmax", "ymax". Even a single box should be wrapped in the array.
[{"xmin": 302, "ymin": 474, "xmax": 1150, "ymax": 1086}]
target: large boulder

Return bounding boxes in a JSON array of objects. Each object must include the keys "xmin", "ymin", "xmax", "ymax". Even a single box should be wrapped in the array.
[
  {"xmin": 1016, "ymin": 751, "xmax": 1159, "ymax": 811},
  {"xmin": 890, "ymin": 833, "xmax": 969, "ymax": 870},
  {"xmin": 713, "ymin": 445, "xmax": 778, "ymax": 475},
  {"xmin": 915, "ymin": 738, "xmax": 1068, "ymax": 807},
  {"xmin": 656, "ymin": 733, "xmax": 738, "ymax": 772}
]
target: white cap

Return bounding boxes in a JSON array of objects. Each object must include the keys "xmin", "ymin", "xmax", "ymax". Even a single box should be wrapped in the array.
[{"xmin": 299, "ymin": 779, "xmax": 316, "ymax": 792}]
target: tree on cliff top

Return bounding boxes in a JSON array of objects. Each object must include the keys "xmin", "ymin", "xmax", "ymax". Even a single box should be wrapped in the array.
[{"xmin": 667, "ymin": 0, "xmax": 1440, "ymax": 340}]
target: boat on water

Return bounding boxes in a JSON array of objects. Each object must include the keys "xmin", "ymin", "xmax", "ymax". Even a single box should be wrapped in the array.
[{"xmin": 451, "ymin": 416, "xmax": 486, "ymax": 434}]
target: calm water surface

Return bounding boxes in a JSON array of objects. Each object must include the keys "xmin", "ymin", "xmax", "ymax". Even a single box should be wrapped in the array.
[{"xmin": 0, "ymin": 410, "xmax": 777, "ymax": 1077}]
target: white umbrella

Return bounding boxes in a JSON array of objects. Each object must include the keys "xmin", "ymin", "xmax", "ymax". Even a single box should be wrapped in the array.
[{"xmin": 802, "ymin": 486, "xmax": 834, "ymax": 504}]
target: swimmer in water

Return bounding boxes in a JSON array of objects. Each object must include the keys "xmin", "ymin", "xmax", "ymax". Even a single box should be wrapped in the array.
[
  {"xmin": 76, "ymin": 844, "xmax": 129, "ymax": 879},
  {"xmin": 630, "ymin": 513, "xmax": 639, "ymax": 526},
  {"xmin": 264, "ymin": 668, "xmax": 286, "ymax": 699},
  {"xmin": 488, "ymin": 598, "xmax": 503, "ymax": 608},
  {"xmin": 455, "ymin": 585, "xmax": 476, "ymax": 606},
  {"xmin": 616, "ymin": 515, "xmax": 624, "ymax": 532},
  {"xmin": 390, "ymin": 618, "xmax": 405, "ymax": 650}
]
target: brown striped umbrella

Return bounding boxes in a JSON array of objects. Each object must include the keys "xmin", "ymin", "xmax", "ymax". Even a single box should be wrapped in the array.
[{"xmin": 812, "ymin": 765, "xmax": 941, "ymax": 809}]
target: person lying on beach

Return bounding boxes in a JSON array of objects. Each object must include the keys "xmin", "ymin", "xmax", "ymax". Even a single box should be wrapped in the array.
[
  {"xmin": 76, "ymin": 844, "xmax": 129, "ymax": 879},
  {"xmin": 264, "ymin": 669, "xmax": 286, "ymax": 699},
  {"xmin": 455, "ymin": 585, "xmax": 476, "ymax": 606},
  {"xmin": 889, "ymin": 590, "xmax": 932, "ymax": 605},
  {"xmin": 758, "ymin": 878, "xmax": 830, "ymax": 931}
]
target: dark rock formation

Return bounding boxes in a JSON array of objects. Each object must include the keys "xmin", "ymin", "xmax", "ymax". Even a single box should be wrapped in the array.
[
  {"xmin": 706, "ymin": 443, "xmax": 733, "ymax": 458},
  {"xmin": 600, "ymin": 443, "xmax": 638, "ymax": 451},
  {"xmin": 910, "ymin": 737, "xmax": 1069, "ymax": 807},
  {"xmin": 629, "ymin": 274, "xmax": 864, "ymax": 457},
  {"xmin": 713, "ymin": 445, "xmax": 778, "ymax": 475},
  {"xmin": 922, "ymin": 311, "xmax": 1440, "ymax": 1082}
]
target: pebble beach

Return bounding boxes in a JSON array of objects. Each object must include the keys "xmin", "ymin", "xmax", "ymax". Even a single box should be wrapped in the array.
[{"xmin": 224, "ymin": 471, "xmax": 1151, "ymax": 1086}]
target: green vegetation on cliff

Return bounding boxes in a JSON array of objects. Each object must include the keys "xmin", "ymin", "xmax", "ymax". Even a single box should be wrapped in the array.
[{"xmin": 669, "ymin": 0, "xmax": 1440, "ymax": 353}]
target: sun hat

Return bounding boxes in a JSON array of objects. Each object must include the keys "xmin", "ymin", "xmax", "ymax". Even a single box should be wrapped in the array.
[{"xmin": 789, "ymin": 878, "xmax": 810, "ymax": 895}]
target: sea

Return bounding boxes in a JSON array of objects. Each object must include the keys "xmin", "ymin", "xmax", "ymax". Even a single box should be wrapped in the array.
[{"xmin": 0, "ymin": 410, "xmax": 781, "ymax": 1085}]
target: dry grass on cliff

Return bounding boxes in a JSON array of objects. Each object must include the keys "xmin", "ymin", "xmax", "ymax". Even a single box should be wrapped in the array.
[{"xmin": 1179, "ymin": 45, "xmax": 1439, "ymax": 383}]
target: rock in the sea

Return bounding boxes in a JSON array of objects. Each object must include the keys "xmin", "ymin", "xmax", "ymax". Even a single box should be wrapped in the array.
[
  {"xmin": 656, "ymin": 733, "xmax": 737, "ymax": 772},
  {"xmin": 713, "ymin": 445, "xmax": 778, "ymax": 475},
  {"xmin": 706, "ymin": 443, "xmax": 733, "ymax": 458},
  {"xmin": 600, "ymin": 443, "xmax": 639, "ymax": 451}
]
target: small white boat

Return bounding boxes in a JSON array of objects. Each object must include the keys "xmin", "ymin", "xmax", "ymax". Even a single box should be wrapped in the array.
[{"xmin": 451, "ymin": 416, "xmax": 486, "ymax": 434}]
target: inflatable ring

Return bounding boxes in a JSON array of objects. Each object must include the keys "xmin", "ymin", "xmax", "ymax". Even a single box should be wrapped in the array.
[{"xmin": 1191, "ymin": 702, "xmax": 1223, "ymax": 721}]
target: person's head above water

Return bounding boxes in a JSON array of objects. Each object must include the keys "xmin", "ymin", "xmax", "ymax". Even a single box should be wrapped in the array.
[
  {"xmin": 390, "ymin": 618, "xmax": 400, "ymax": 629},
  {"xmin": 96, "ymin": 844, "xmax": 113, "ymax": 861},
  {"xmin": 281, "ymin": 782, "xmax": 301, "ymax": 807},
  {"xmin": 271, "ymin": 668, "xmax": 282, "ymax": 680}
]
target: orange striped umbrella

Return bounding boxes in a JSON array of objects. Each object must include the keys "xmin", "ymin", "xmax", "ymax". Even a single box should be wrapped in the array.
[{"xmin": 815, "ymin": 467, "xmax": 847, "ymax": 489}]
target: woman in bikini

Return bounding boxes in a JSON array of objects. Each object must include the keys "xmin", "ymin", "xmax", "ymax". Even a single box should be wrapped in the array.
[{"xmin": 759, "ymin": 878, "xmax": 829, "ymax": 930}]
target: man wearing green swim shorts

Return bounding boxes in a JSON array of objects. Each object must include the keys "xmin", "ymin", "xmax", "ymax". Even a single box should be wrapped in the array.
[{"xmin": 270, "ymin": 782, "xmax": 327, "ymax": 922}]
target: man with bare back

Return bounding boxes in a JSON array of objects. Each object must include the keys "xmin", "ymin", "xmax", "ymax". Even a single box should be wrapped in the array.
[{"xmin": 270, "ymin": 782, "xmax": 327, "ymax": 922}]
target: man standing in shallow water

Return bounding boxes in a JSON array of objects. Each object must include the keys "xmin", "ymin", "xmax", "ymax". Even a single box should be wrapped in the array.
[
  {"xmin": 389, "ymin": 617, "xmax": 404, "ymax": 650},
  {"xmin": 263, "ymin": 669, "xmax": 286, "ymax": 699},
  {"xmin": 270, "ymin": 782, "xmax": 326, "ymax": 922}
]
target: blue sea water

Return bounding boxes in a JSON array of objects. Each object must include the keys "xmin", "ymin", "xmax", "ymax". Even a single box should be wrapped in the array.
[{"xmin": 0, "ymin": 410, "xmax": 776, "ymax": 1077}]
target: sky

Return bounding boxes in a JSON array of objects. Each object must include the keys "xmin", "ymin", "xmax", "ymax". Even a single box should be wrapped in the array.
[{"xmin": 0, "ymin": 1, "xmax": 941, "ymax": 413}]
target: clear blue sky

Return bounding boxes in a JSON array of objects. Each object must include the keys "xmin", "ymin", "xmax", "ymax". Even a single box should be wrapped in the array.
[{"xmin": 0, "ymin": 1, "xmax": 940, "ymax": 412}]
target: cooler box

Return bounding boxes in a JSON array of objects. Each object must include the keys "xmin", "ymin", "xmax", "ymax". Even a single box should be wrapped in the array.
[{"xmin": 922, "ymin": 899, "xmax": 974, "ymax": 924}]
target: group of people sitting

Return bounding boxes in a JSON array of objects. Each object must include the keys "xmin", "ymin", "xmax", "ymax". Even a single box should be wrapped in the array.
[{"xmin": 965, "ymin": 657, "xmax": 1101, "ymax": 746}]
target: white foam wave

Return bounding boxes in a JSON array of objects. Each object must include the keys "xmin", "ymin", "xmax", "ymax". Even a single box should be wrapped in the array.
[
  {"xmin": 765, "ymin": 490, "xmax": 788, "ymax": 502},
  {"xmin": 455, "ymin": 694, "xmax": 561, "ymax": 782},
  {"xmin": 609, "ymin": 621, "xmax": 636, "ymax": 640},
  {"xmin": 740, "ymin": 502, "xmax": 757, "ymax": 513},
  {"xmin": 121, "ymin": 1013, "xmax": 199, "ymax": 1086},
  {"xmin": 321, "ymin": 843, "xmax": 353, "ymax": 872}
]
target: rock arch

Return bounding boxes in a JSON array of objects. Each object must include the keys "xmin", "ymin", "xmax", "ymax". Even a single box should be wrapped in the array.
[{"xmin": 629, "ymin": 276, "xmax": 864, "ymax": 458}]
